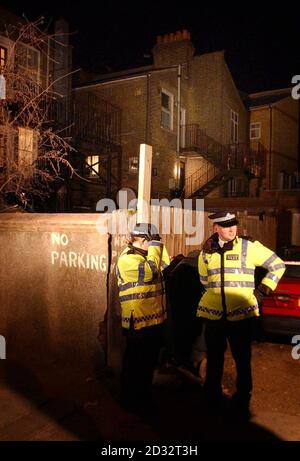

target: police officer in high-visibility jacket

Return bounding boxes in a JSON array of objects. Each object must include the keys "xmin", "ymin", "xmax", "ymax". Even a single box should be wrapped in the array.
[
  {"xmin": 116, "ymin": 222, "xmax": 168, "ymax": 414},
  {"xmin": 198, "ymin": 212, "xmax": 285, "ymax": 418}
]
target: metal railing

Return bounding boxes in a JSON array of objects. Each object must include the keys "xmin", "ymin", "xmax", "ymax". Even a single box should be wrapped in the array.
[
  {"xmin": 182, "ymin": 124, "xmax": 223, "ymax": 166},
  {"xmin": 72, "ymin": 92, "xmax": 122, "ymax": 147},
  {"xmin": 182, "ymin": 124, "xmax": 266, "ymax": 197},
  {"xmin": 182, "ymin": 124, "xmax": 265, "ymax": 168},
  {"xmin": 185, "ymin": 163, "xmax": 220, "ymax": 198}
]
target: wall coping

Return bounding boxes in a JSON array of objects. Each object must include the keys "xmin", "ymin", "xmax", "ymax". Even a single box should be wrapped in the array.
[{"xmin": 0, "ymin": 213, "xmax": 109, "ymax": 233}]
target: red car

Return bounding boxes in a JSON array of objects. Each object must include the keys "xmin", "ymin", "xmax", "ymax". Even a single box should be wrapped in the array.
[{"xmin": 261, "ymin": 262, "xmax": 300, "ymax": 337}]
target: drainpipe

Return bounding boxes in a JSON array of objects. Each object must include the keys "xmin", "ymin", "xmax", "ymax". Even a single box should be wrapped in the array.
[
  {"xmin": 298, "ymin": 99, "xmax": 300, "ymax": 171},
  {"xmin": 269, "ymin": 105, "xmax": 273, "ymax": 190},
  {"xmin": 176, "ymin": 64, "xmax": 181, "ymax": 189},
  {"xmin": 145, "ymin": 73, "xmax": 150, "ymax": 144},
  {"xmin": 46, "ymin": 37, "xmax": 50, "ymax": 89}
]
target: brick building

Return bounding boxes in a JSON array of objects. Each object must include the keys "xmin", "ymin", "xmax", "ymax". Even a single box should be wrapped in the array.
[
  {"xmin": 249, "ymin": 88, "xmax": 299, "ymax": 191},
  {"xmin": 74, "ymin": 30, "xmax": 268, "ymax": 205},
  {"xmin": 1, "ymin": 13, "xmax": 298, "ymax": 214},
  {"xmin": 0, "ymin": 7, "xmax": 73, "ymax": 210},
  {"xmin": 0, "ymin": 6, "xmax": 121, "ymax": 212}
]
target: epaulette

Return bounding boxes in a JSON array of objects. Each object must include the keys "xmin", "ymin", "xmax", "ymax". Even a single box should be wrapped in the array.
[
  {"xmin": 202, "ymin": 233, "xmax": 219, "ymax": 253},
  {"xmin": 240, "ymin": 235, "xmax": 255, "ymax": 242}
]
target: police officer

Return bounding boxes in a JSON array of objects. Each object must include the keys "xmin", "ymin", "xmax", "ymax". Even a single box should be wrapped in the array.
[
  {"xmin": 116, "ymin": 222, "xmax": 168, "ymax": 414},
  {"xmin": 198, "ymin": 212, "xmax": 285, "ymax": 418}
]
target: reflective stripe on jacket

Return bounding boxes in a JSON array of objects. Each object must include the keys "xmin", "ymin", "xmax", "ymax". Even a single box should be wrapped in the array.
[
  {"xmin": 117, "ymin": 241, "xmax": 167, "ymax": 330},
  {"xmin": 161, "ymin": 245, "xmax": 171, "ymax": 269},
  {"xmin": 197, "ymin": 235, "xmax": 286, "ymax": 321}
]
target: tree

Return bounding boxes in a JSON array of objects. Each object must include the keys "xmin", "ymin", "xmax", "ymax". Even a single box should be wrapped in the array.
[{"xmin": 0, "ymin": 17, "xmax": 77, "ymax": 211}]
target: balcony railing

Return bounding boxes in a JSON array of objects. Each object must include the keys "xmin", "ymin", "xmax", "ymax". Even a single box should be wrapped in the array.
[
  {"xmin": 181, "ymin": 124, "xmax": 223, "ymax": 163},
  {"xmin": 185, "ymin": 162, "xmax": 220, "ymax": 198},
  {"xmin": 72, "ymin": 92, "xmax": 122, "ymax": 147},
  {"xmin": 182, "ymin": 124, "xmax": 266, "ymax": 197}
]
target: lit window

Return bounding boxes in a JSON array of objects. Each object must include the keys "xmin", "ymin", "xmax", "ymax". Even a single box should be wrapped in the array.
[
  {"xmin": 86, "ymin": 155, "xmax": 100, "ymax": 177},
  {"xmin": 129, "ymin": 156, "xmax": 138, "ymax": 173},
  {"xmin": 18, "ymin": 127, "xmax": 37, "ymax": 168},
  {"xmin": 250, "ymin": 122, "xmax": 261, "ymax": 140},
  {"xmin": 230, "ymin": 109, "xmax": 239, "ymax": 144},
  {"xmin": 161, "ymin": 89, "xmax": 174, "ymax": 131},
  {"xmin": 0, "ymin": 46, "xmax": 7, "ymax": 71}
]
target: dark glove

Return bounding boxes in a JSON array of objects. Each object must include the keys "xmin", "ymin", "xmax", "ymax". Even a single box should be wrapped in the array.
[
  {"xmin": 254, "ymin": 283, "xmax": 272, "ymax": 305},
  {"xmin": 150, "ymin": 234, "xmax": 161, "ymax": 241},
  {"xmin": 162, "ymin": 254, "xmax": 185, "ymax": 277}
]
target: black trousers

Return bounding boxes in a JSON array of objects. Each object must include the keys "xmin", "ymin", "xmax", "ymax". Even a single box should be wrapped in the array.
[
  {"xmin": 120, "ymin": 323, "xmax": 163, "ymax": 410},
  {"xmin": 204, "ymin": 318, "xmax": 253, "ymax": 401}
]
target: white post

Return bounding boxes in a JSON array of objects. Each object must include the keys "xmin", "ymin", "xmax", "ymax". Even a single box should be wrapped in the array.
[{"xmin": 137, "ymin": 143, "xmax": 152, "ymax": 223}]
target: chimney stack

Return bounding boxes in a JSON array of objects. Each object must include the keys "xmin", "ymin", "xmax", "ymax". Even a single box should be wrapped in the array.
[
  {"xmin": 153, "ymin": 29, "xmax": 194, "ymax": 68},
  {"xmin": 156, "ymin": 29, "xmax": 192, "ymax": 45}
]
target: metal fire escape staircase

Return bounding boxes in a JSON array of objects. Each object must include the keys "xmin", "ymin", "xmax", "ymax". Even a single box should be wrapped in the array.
[{"xmin": 181, "ymin": 124, "xmax": 265, "ymax": 198}]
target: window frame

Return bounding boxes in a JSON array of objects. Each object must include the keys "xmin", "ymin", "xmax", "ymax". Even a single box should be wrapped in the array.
[
  {"xmin": 0, "ymin": 45, "xmax": 7, "ymax": 71},
  {"xmin": 250, "ymin": 122, "xmax": 261, "ymax": 140},
  {"xmin": 86, "ymin": 155, "xmax": 100, "ymax": 178},
  {"xmin": 18, "ymin": 127, "xmax": 38, "ymax": 169},
  {"xmin": 230, "ymin": 109, "xmax": 239, "ymax": 144},
  {"xmin": 128, "ymin": 156, "xmax": 139, "ymax": 174},
  {"xmin": 16, "ymin": 42, "xmax": 41, "ymax": 84},
  {"xmin": 0, "ymin": 36, "xmax": 13, "ymax": 70},
  {"xmin": 161, "ymin": 88, "xmax": 174, "ymax": 131}
]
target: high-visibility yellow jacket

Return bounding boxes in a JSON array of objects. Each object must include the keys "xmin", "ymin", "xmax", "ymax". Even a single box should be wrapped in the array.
[
  {"xmin": 162, "ymin": 245, "xmax": 171, "ymax": 269},
  {"xmin": 197, "ymin": 234, "xmax": 286, "ymax": 321},
  {"xmin": 116, "ymin": 241, "xmax": 167, "ymax": 330}
]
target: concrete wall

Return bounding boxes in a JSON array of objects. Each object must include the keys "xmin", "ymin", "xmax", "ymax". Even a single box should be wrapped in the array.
[
  {"xmin": 0, "ymin": 214, "xmax": 109, "ymax": 376},
  {"xmin": 0, "ymin": 208, "xmax": 282, "ymax": 386}
]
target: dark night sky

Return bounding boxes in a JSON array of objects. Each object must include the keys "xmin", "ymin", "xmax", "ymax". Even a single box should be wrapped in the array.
[{"xmin": 1, "ymin": 1, "xmax": 299, "ymax": 93}]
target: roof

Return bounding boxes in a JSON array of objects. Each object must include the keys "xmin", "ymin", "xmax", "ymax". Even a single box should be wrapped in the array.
[
  {"xmin": 74, "ymin": 64, "xmax": 157, "ymax": 89},
  {"xmin": 248, "ymin": 88, "xmax": 292, "ymax": 108}
]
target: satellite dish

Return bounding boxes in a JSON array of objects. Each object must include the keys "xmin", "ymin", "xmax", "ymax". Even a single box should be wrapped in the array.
[{"xmin": 116, "ymin": 188, "xmax": 137, "ymax": 210}]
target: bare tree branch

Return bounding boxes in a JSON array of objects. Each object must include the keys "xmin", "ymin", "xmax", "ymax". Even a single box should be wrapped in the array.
[{"xmin": 0, "ymin": 17, "xmax": 83, "ymax": 210}]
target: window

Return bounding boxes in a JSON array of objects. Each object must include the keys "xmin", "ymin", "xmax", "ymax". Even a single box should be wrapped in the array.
[
  {"xmin": 161, "ymin": 89, "xmax": 174, "ymax": 131},
  {"xmin": 129, "ymin": 157, "xmax": 138, "ymax": 173},
  {"xmin": 86, "ymin": 155, "xmax": 100, "ymax": 177},
  {"xmin": 227, "ymin": 177, "xmax": 246, "ymax": 197},
  {"xmin": 250, "ymin": 122, "xmax": 261, "ymax": 140},
  {"xmin": 0, "ymin": 46, "xmax": 7, "ymax": 71},
  {"xmin": 18, "ymin": 128, "xmax": 37, "ymax": 168},
  {"xmin": 16, "ymin": 43, "xmax": 40, "ymax": 82},
  {"xmin": 230, "ymin": 109, "xmax": 239, "ymax": 144}
]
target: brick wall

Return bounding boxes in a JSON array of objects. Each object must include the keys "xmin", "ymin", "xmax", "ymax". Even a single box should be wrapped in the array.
[
  {"xmin": 272, "ymin": 98, "xmax": 298, "ymax": 188},
  {"xmin": 75, "ymin": 38, "xmax": 249, "ymax": 200},
  {"xmin": 250, "ymin": 97, "xmax": 299, "ymax": 189}
]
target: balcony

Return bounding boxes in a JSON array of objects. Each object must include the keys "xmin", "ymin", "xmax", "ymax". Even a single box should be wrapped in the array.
[
  {"xmin": 181, "ymin": 124, "xmax": 266, "ymax": 198},
  {"xmin": 72, "ymin": 92, "xmax": 122, "ymax": 150},
  {"xmin": 181, "ymin": 124, "xmax": 225, "ymax": 168}
]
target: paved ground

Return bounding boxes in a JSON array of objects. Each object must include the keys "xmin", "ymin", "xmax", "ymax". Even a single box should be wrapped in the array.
[{"xmin": 0, "ymin": 339, "xmax": 300, "ymax": 442}]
